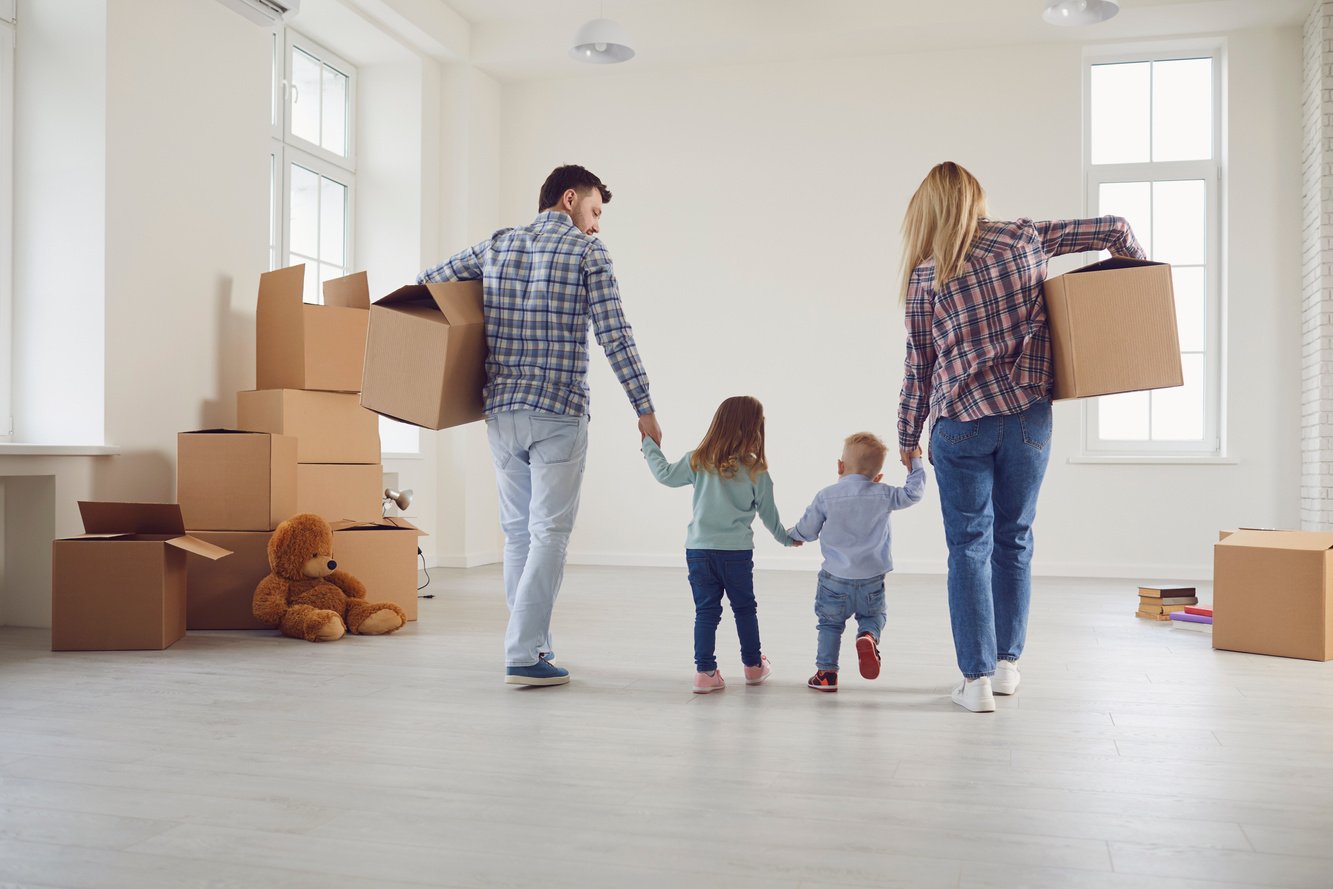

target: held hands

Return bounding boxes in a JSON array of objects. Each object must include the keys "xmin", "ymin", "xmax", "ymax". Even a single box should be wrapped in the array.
[
  {"xmin": 638, "ymin": 412, "xmax": 663, "ymax": 446},
  {"xmin": 899, "ymin": 446, "xmax": 922, "ymax": 469}
]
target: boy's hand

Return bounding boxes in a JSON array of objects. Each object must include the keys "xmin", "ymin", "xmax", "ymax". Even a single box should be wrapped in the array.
[
  {"xmin": 900, "ymin": 447, "xmax": 917, "ymax": 469},
  {"xmin": 790, "ymin": 539, "xmax": 803, "ymax": 547}
]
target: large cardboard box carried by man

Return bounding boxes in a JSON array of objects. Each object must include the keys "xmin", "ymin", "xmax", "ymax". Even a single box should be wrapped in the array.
[
  {"xmin": 360, "ymin": 280, "xmax": 486, "ymax": 430},
  {"xmin": 1043, "ymin": 257, "xmax": 1183, "ymax": 400},
  {"xmin": 52, "ymin": 502, "xmax": 232, "ymax": 650},
  {"xmin": 1213, "ymin": 529, "xmax": 1333, "ymax": 661}
]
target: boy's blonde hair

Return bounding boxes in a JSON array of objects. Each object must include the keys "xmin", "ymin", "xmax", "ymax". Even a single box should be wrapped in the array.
[{"xmin": 843, "ymin": 432, "xmax": 889, "ymax": 477}]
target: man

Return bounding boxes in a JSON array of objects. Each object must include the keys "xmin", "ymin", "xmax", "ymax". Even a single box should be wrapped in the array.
[{"xmin": 419, "ymin": 164, "xmax": 661, "ymax": 687}]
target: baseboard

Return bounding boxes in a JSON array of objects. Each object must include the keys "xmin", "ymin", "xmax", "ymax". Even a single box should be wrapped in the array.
[{"xmin": 429, "ymin": 551, "xmax": 502, "ymax": 569}]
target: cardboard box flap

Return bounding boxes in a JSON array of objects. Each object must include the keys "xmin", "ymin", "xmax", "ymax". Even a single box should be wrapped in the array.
[
  {"xmin": 182, "ymin": 428, "xmax": 268, "ymax": 436},
  {"xmin": 1216, "ymin": 528, "xmax": 1333, "ymax": 551},
  {"xmin": 258, "ymin": 264, "xmax": 305, "ymax": 306},
  {"xmin": 78, "ymin": 502, "xmax": 186, "ymax": 536},
  {"xmin": 331, "ymin": 517, "xmax": 427, "ymax": 536},
  {"xmin": 374, "ymin": 283, "xmax": 436, "ymax": 310},
  {"xmin": 1065, "ymin": 257, "xmax": 1167, "ymax": 275},
  {"xmin": 323, "ymin": 271, "xmax": 371, "ymax": 310},
  {"xmin": 166, "ymin": 535, "xmax": 233, "ymax": 560},
  {"xmin": 426, "ymin": 281, "xmax": 484, "ymax": 325}
]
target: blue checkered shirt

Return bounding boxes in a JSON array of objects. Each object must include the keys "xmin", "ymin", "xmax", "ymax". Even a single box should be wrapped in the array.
[{"xmin": 418, "ymin": 211, "xmax": 655, "ymax": 419}]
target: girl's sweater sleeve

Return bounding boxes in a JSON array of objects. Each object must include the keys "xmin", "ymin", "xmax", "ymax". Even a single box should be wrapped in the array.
[
  {"xmin": 642, "ymin": 437, "xmax": 695, "ymax": 487},
  {"xmin": 754, "ymin": 473, "xmax": 796, "ymax": 546}
]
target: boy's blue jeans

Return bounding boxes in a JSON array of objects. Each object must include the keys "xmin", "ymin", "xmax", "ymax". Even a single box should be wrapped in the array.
[
  {"xmin": 685, "ymin": 548, "xmax": 760, "ymax": 673},
  {"xmin": 930, "ymin": 400, "xmax": 1052, "ymax": 680},
  {"xmin": 814, "ymin": 571, "xmax": 886, "ymax": 672}
]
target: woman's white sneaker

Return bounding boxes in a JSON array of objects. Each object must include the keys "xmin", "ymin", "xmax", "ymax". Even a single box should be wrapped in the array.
[
  {"xmin": 992, "ymin": 660, "xmax": 1020, "ymax": 695},
  {"xmin": 951, "ymin": 676, "xmax": 996, "ymax": 712}
]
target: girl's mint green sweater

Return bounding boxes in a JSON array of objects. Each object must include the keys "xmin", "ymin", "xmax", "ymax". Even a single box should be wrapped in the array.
[{"xmin": 642, "ymin": 437, "xmax": 796, "ymax": 551}]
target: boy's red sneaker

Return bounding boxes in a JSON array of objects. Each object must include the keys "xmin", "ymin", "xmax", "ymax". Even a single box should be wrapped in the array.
[
  {"xmin": 856, "ymin": 632, "xmax": 881, "ymax": 680},
  {"xmin": 807, "ymin": 670, "xmax": 838, "ymax": 692}
]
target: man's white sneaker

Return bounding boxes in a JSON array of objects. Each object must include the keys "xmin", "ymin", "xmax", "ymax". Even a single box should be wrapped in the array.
[
  {"xmin": 951, "ymin": 676, "xmax": 996, "ymax": 712},
  {"xmin": 992, "ymin": 660, "xmax": 1020, "ymax": 695}
]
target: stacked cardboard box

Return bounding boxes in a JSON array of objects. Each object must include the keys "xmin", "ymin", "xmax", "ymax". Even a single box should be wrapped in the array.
[
  {"xmin": 177, "ymin": 265, "xmax": 425, "ymax": 627},
  {"xmin": 1135, "ymin": 583, "xmax": 1198, "ymax": 621}
]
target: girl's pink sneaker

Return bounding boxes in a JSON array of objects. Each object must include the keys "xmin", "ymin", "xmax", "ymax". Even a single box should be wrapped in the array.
[
  {"xmin": 693, "ymin": 669, "xmax": 726, "ymax": 694},
  {"xmin": 743, "ymin": 655, "xmax": 772, "ymax": 685}
]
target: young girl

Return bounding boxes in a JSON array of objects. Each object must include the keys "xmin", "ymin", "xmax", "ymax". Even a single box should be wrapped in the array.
[{"xmin": 642, "ymin": 395, "xmax": 800, "ymax": 693}]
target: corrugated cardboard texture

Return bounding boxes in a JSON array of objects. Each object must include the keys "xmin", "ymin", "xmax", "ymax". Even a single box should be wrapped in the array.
[
  {"xmin": 1213, "ymin": 529, "xmax": 1333, "ymax": 661},
  {"xmin": 296, "ymin": 463, "xmax": 383, "ymax": 523},
  {"xmin": 237, "ymin": 389, "xmax": 381, "ymax": 464},
  {"xmin": 333, "ymin": 523, "xmax": 423, "ymax": 621},
  {"xmin": 52, "ymin": 540, "xmax": 187, "ymax": 650},
  {"xmin": 79, "ymin": 501, "xmax": 187, "ymax": 536},
  {"xmin": 1044, "ymin": 259, "xmax": 1183, "ymax": 400},
  {"xmin": 185, "ymin": 530, "xmax": 272, "ymax": 630},
  {"xmin": 177, "ymin": 431, "xmax": 298, "ymax": 531},
  {"xmin": 256, "ymin": 265, "xmax": 369, "ymax": 393},
  {"xmin": 362, "ymin": 280, "xmax": 486, "ymax": 430}
]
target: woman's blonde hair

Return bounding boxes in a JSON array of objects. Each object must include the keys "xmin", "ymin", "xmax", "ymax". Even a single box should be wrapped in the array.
[
  {"xmin": 899, "ymin": 161, "xmax": 989, "ymax": 302},
  {"xmin": 691, "ymin": 395, "xmax": 768, "ymax": 481}
]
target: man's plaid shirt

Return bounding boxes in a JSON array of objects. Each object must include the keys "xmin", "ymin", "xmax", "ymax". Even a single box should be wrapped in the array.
[
  {"xmin": 419, "ymin": 211, "xmax": 654, "ymax": 419},
  {"xmin": 898, "ymin": 216, "xmax": 1146, "ymax": 450}
]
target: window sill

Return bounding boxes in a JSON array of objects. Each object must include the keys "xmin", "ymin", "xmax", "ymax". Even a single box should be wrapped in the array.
[
  {"xmin": 0, "ymin": 443, "xmax": 120, "ymax": 456},
  {"xmin": 1067, "ymin": 454, "xmax": 1236, "ymax": 465}
]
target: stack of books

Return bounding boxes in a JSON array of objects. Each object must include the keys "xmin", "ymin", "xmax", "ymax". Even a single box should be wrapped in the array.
[
  {"xmin": 1136, "ymin": 583, "xmax": 1198, "ymax": 621},
  {"xmin": 1170, "ymin": 605, "xmax": 1214, "ymax": 633}
]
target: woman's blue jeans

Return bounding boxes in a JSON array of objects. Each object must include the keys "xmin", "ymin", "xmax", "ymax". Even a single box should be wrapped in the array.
[{"xmin": 930, "ymin": 401, "xmax": 1052, "ymax": 680}]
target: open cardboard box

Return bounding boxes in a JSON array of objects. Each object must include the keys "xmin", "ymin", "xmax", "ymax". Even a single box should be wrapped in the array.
[
  {"xmin": 257, "ymin": 266, "xmax": 370, "ymax": 393},
  {"xmin": 177, "ymin": 430, "xmax": 297, "ymax": 531},
  {"xmin": 1044, "ymin": 257, "xmax": 1183, "ymax": 400},
  {"xmin": 361, "ymin": 279, "xmax": 486, "ymax": 430},
  {"xmin": 52, "ymin": 502, "xmax": 231, "ymax": 650}
]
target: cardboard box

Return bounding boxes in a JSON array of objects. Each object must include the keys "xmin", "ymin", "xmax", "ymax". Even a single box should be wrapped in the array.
[
  {"xmin": 237, "ymin": 388, "xmax": 380, "ymax": 464},
  {"xmin": 185, "ymin": 530, "xmax": 272, "ymax": 630},
  {"xmin": 257, "ymin": 265, "xmax": 370, "ymax": 393},
  {"xmin": 1043, "ymin": 258, "xmax": 1184, "ymax": 400},
  {"xmin": 1213, "ymin": 529, "xmax": 1333, "ymax": 661},
  {"xmin": 185, "ymin": 520, "xmax": 425, "ymax": 626},
  {"xmin": 332, "ymin": 518, "xmax": 427, "ymax": 621},
  {"xmin": 52, "ymin": 502, "xmax": 231, "ymax": 651},
  {"xmin": 177, "ymin": 430, "xmax": 297, "ymax": 531},
  {"xmin": 297, "ymin": 463, "xmax": 383, "ymax": 523},
  {"xmin": 361, "ymin": 279, "xmax": 486, "ymax": 430}
]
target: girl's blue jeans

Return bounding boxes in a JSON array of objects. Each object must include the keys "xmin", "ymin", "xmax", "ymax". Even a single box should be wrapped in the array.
[
  {"xmin": 930, "ymin": 400, "xmax": 1052, "ymax": 680},
  {"xmin": 685, "ymin": 548, "xmax": 760, "ymax": 673}
]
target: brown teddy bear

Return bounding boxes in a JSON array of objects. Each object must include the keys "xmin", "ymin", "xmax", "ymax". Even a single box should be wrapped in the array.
[{"xmin": 253, "ymin": 513, "xmax": 407, "ymax": 642}]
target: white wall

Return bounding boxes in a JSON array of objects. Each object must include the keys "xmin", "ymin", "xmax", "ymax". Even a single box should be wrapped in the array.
[{"xmin": 497, "ymin": 26, "xmax": 1303, "ymax": 581}]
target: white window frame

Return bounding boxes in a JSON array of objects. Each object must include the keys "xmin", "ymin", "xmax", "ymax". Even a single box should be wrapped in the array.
[
  {"xmin": 283, "ymin": 30, "xmax": 356, "ymax": 172},
  {"xmin": 280, "ymin": 145, "xmax": 356, "ymax": 297},
  {"xmin": 1082, "ymin": 46, "xmax": 1224, "ymax": 458},
  {"xmin": 0, "ymin": 1, "xmax": 15, "ymax": 440}
]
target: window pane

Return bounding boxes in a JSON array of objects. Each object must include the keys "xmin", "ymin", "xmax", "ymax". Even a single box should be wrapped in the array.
[
  {"xmin": 379, "ymin": 417, "xmax": 420, "ymax": 454},
  {"xmin": 320, "ymin": 176, "xmax": 346, "ymax": 265},
  {"xmin": 1098, "ymin": 390, "xmax": 1150, "ymax": 440},
  {"xmin": 269, "ymin": 153, "xmax": 277, "ymax": 269},
  {"xmin": 291, "ymin": 47, "xmax": 321, "ymax": 146},
  {"xmin": 1171, "ymin": 267, "xmax": 1206, "ymax": 353},
  {"xmin": 289, "ymin": 253, "xmax": 319, "ymax": 304},
  {"xmin": 1152, "ymin": 180, "xmax": 1206, "ymax": 265},
  {"xmin": 1098, "ymin": 181, "xmax": 1152, "ymax": 257},
  {"xmin": 1091, "ymin": 62, "xmax": 1150, "ymax": 165},
  {"xmin": 322, "ymin": 65, "xmax": 348, "ymax": 156},
  {"xmin": 1153, "ymin": 58, "xmax": 1212, "ymax": 162},
  {"xmin": 271, "ymin": 32, "xmax": 280, "ymax": 129},
  {"xmin": 319, "ymin": 262, "xmax": 343, "ymax": 289},
  {"xmin": 289, "ymin": 162, "xmax": 319, "ymax": 259},
  {"xmin": 1151, "ymin": 354, "xmax": 1204, "ymax": 441}
]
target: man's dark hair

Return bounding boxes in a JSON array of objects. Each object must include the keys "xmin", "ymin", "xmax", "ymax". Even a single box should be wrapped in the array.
[{"xmin": 539, "ymin": 165, "xmax": 612, "ymax": 211}]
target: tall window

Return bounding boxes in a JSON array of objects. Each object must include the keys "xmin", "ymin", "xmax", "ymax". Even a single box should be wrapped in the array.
[
  {"xmin": 0, "ymin": 0, "xmax": 15, "ymax": 440},
  {"xmin": 1084, "ymin": 50, "xmax": 1221, "ymax": 456},
  {"xmin": 270, "ymin": 30, "xmax": 355, "ymax": 305}
]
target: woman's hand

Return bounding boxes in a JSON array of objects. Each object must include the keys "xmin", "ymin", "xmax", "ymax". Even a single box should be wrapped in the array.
[{"xmin": 900, "ymin": 447, "xmax": 920, "ymax": 469}]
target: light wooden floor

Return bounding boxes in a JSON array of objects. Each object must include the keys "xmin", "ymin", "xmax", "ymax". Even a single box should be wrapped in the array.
[{"xmin": 1, "ymin": 565, "xmax": 1331, "ymax": 889}]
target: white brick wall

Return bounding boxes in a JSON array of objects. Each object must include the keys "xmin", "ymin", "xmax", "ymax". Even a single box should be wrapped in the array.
[{"xmin": 1302, "ymin": 1, "xmax": 1333, "ymax": 528}]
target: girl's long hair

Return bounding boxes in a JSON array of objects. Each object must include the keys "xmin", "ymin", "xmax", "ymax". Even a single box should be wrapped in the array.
[
  {"xmin": 690, "ymin": 395, "xmax": 767, "ymax": 481},
  {"xmin": 899, "ymin": 161, "xmax": 989, "ymax": 303}
]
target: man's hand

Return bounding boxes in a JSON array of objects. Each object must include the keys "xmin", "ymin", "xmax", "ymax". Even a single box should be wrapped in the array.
[{"xmin": 638, "ymin": 412, "xmax": 662, "ymax": 446}]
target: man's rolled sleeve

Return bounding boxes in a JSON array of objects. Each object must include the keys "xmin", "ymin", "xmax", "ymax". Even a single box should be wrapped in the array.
[
  {"xmin": 586, "ymin": 245, "xmax": 655, "ymax": 416},
  {"xmin": 419, "ymin": 241, "xmax": 486, "ymax": 284}
]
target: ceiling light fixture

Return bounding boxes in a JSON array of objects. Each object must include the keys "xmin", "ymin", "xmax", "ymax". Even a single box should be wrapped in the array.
[
  {"xmin": 1042, "ymin": 0, "xmax": 1120, "ymax": 26},
  {"xmin": 571, "ymin": 5, "xmax": 635, "ymax": 64}
]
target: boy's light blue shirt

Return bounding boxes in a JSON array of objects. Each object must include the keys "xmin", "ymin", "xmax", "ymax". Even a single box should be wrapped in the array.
[
  {"xmin": 788, "ymin": 458, "xmax": 926, "ymax": 580},
  {"xmin": 642, "ymin": 437, "xmax": 795, "ymax": 551}
]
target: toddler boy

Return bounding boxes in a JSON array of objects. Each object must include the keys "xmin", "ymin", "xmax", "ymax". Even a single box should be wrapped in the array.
[{"xmin": 787, "ymin": 432, "xmax": 925, "ymax": 692}]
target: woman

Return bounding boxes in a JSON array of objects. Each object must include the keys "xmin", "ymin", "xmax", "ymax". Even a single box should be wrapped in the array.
[{"xmin": 896, "ymin": 162, "xmax": 1144, "ymax": 713}]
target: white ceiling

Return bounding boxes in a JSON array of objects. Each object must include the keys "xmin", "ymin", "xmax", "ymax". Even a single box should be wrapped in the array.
[{"xmin": 434, "ymin": 0, "xmax": 1309, "ymax": 81}]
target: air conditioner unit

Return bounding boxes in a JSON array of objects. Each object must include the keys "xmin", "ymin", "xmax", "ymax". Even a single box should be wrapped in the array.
[{"xmin": 216, "ymin": 0, "xmax": 300, "ymax": 26}]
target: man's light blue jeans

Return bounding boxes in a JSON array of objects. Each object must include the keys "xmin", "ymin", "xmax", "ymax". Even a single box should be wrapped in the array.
[
  {"xmin": 930, "ymin": 400, "xmax": 1052, "ymax": 680},
  {"xmin": 486, "ymin": 410, "xmax": 589, "ymax": 668}
]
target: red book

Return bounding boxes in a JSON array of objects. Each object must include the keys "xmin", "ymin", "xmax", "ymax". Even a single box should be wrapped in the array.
[{"xmin": 1184, "ymin": 606, "xmax": 1213, "ymax": 617}]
